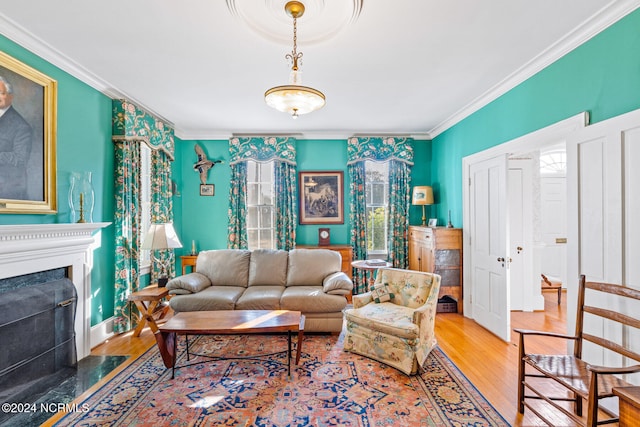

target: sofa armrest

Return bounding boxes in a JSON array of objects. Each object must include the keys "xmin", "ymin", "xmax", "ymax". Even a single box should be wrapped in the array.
[
  {"xmin": 352, "ymin": 291, "xmax": 373, "ymax": 309},
  {"xmin": 166, "ymin": 272, "xmax": 211, "ymax": 294},
  {"xmin": 322, "ymin": 272, "xmax": 354, "ymax": 295}
]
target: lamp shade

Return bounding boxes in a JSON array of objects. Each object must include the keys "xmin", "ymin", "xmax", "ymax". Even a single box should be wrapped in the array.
[
  {"xmin": 141, "ymin": 223, "xmax": 183, "ymax": 250},
  {"xmin": 412, "ymin": 186, "xmax": 434, "ymax": 206}
]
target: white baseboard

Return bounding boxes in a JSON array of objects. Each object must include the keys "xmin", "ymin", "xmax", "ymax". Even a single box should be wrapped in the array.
[{"xmin": 90, "ymin": 317, "xmax": 116, "ymax": 349}]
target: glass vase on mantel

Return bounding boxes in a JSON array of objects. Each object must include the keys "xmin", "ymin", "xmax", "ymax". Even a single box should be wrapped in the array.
[{"xmin": 68, "ymin": 172, "xmax": 94, "ymax": 223}]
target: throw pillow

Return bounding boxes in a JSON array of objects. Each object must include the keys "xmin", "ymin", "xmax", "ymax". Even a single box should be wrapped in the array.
[{"xmin": 370, "ymin": 282, "xmax": 394, "ymax": 303}]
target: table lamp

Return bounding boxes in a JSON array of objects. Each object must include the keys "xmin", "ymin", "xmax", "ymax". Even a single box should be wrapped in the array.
[
  {"xmin": 141, "ymin": 223, "xmax": 183, "ymax": 287},
  {"xmin": 412, "ymin": 186, "xmax": 434, "ymax": 226}
]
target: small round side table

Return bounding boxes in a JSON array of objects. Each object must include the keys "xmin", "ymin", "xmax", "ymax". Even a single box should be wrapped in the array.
[{"xmin": 351, "ymin": 260, "xmax": 392, "ymax": 289}]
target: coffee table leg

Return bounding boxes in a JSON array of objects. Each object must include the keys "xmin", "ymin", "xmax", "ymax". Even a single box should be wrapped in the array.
[
  {"xmin": 296, "ymin": 315, "xmax": 305, "ymax": 365},
  {"xmin": 287, "ymin": 330, "xmax": 292, "ymax": 379}
]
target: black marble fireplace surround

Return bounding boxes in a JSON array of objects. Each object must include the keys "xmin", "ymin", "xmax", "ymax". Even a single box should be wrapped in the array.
[{"xmin": 0, "ymin": 268, "xmax": 77, "ymax": 423}]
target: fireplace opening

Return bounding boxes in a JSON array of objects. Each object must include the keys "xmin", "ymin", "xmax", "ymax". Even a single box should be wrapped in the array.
[{"xmin": 0, "ymin": 268, "xmax": 77, "ymax": 422}]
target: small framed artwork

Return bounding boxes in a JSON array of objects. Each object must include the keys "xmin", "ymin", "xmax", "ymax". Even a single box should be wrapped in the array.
[
  {"xmin": 200, "ymin": 184, "xmax": 215, "ymax": 196},
  {"xmin": 0, "ymin": 50, "xmax": 57, "ymax": 214},
  {"xmin": 299, "ymin": 171, "xmax": 344, "ymax": 224},
  {"xmin": 428, "ymin": 218, "xmax": 438, "ymax": 227}
]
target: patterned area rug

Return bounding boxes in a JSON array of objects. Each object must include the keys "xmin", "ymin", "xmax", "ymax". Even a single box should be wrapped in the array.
[{"xmin": 53, "ymin": 334, "xmax": 508, "ymax": 426}]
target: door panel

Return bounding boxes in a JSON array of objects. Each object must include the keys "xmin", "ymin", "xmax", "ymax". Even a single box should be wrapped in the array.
[{"xmin": 470, "ymin": 155, "xmax": 510, "ymax": 341}]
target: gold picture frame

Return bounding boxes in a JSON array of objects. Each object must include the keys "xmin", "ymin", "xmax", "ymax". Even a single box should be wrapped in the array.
[{"xmin": 0, "ymin": 50, "xmax": 57, "ymax": 214}]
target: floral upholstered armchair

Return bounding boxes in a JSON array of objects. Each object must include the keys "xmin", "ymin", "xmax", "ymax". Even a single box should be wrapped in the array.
[{"xmin": 343, "ymin": 268, "xmax": 441, "ymax": 375}]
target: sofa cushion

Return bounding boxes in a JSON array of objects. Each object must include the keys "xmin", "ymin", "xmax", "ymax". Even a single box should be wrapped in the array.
[
  {"xmin": 281, "ymin": 286, "xmax": 347, "ymax": 313},
  {"xmin": 235, "ymin": 286, "xmax": 285, "ymax": 310},
  {"xmin": 248, "ymin": 249, "xmax": 289, "ymax": 287},
  {"xmin": 287, "ymin": 249, "xmax": 341, "ymax": 286},
  {"xmin": 166, "ymin": 272, "xmax": 211, "ymax": 294},
  {"xmin": 196, "ymin": 250, "xmax": 251, "ymax": 287},
  {"xmin": 169, "ymin": 286, "xmax": 245, "ymax": 312},
  {"xmin": 322, "ymin": 272, "xmax": 353, "ymax": 295},
  {"xmin": 344, "ymin": 302, "xmax": 419, "ymax": 339}
]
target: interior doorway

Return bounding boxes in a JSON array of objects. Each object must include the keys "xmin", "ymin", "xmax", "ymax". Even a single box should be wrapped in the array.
[{"xmin": 462, "ymin": 113, "xmax": 587, "ymax": 341}]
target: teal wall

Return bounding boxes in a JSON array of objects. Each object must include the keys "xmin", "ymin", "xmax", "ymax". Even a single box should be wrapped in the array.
[
  {"xmin": 431, "ymin": 8, "xmax": 640, "ymax": 227},
  {"xmin": 0, "ymin": 35, "xmax": 115, "ymax": 325},
  {"xmin": 174, "ymin": 138, "xmax": 432, "ymax": 272}
]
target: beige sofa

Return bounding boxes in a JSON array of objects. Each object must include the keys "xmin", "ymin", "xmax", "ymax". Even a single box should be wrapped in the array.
[{"xmin": 166, "ymin": 248, "xmax": 353, "ymax": 333}]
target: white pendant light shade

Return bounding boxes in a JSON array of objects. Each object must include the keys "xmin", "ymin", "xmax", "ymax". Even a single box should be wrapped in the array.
[{"xmin": 265, "ymin": 1, "xmax": 325, "ymax": 118}]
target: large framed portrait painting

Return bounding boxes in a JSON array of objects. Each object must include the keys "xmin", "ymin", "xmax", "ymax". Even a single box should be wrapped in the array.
[
  {"xmin": 299, "ymin": 171, "xmax": 344, "ymax": 224},
  {"xmin": 0, "ymin": 50, "xmax": 57, "ymax": 214}
]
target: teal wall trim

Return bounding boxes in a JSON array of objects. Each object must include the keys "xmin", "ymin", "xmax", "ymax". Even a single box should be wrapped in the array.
[{"xmin": 431, "ymin": 8, "xmax": 640, "ymax": 227}]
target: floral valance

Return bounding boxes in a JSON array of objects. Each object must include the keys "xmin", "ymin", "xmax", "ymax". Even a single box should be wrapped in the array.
[
  {"xmin": 347, "ymin": 136, "xmax": 414, "ymax": 165},
  {"xmin": 112, "ymin": 99, "xmax": 175, "ymax": 160},
  {"xmin": 229, "ymin": 136, "xmax": 296, "ymax": 165}
]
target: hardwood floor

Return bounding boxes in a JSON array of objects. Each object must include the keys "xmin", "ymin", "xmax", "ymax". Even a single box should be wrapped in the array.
[{"xmin": 43, "ymin": 290, "xmax": 572, "ymax": 426}]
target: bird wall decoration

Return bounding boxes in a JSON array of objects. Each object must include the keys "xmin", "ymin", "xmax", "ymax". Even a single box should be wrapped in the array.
[{"xmin": 194, "ymin": 144, "xmax": 223, "ymax": 185}]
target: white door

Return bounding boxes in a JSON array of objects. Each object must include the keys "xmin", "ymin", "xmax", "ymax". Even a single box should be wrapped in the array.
[
  {"xmin": 469, "ymin": 154, "xmax": 510, "ymax": 341},
  {"xmin": 540, "ymin": 176, "xmax": 567, "ymax": 286},
  {"xmin": 508, "ymin": 158, "xmax": 534, "ymax": 311},
  {"xmin": 567, "ymin": 108, "xmax": 640, "ymax": 373}
]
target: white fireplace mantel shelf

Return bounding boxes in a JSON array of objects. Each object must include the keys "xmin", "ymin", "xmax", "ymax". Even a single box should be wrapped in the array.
[{"xmin": 0, "ymin": 222, "xmax": 111, "ymax": 359}]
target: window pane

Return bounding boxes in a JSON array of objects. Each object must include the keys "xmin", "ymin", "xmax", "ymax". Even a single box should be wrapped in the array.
[
  {"xmin": 247, "ymin": 206, "xmax": 258, "ymax": 228},
  {"xmin": 247, "ymin": 183, "xmax": 259, "ymax": 205},
  {"xmin": 247, "ymin": 229, "xmax": 259, "ymax": 249},
  {"xmin": 246, "ymin": 160, "xmax": 258, "ymax": 182},
  {"xmin": 260, "ymin": 161, "xmax": 273, "ymax": 182},
  {"xmin": 260, "ymin": 206, "xmax": 273, "ymax": 228}
]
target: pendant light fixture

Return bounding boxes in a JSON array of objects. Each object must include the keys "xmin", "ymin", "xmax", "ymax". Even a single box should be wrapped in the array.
[{"xmin": 264, "ymin": 1, "xmax": 325, "ymax": 119}]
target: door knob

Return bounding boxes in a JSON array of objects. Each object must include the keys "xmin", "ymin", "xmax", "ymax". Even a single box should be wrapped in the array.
[
  {"xmin": 517, "ymin": 246, "xmax": 523, "ymax": 254},
  {"xmin": 497, "ymin": 257, "xmax": 504, "ymax": 262}
]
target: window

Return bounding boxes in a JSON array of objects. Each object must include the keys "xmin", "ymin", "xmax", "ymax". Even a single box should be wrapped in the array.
[
  {"xmin": 246, "ymin": 160, "xmax": 275, "ymax": 250},
  {"xmin": 139, "ymin": 143, "xmax": 152, "ymax": 272},
  {"xmin": 365, "ymin": 160, "xmax": 389, "ymax": 255},
  {"xmin": 539, "ymin": 149, "xmax": 566, "ymax": 176}
]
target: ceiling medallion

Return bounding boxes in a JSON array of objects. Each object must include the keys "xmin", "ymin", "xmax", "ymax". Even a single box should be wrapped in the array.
[
  {"xmin": 264, "ymin": 1, "xmax": 325, "ymax": 119},
  {"xmin": 226, "ymin": 0, "xmax": 364, "ymax": 46}
]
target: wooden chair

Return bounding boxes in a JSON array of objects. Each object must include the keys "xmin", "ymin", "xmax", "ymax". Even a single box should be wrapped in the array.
[{"xmin": 515, "ymin": 275, "xmax": 640, "ymax": 426}]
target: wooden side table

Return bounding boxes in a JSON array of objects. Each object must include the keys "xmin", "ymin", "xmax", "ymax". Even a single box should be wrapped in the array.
[
  {"xmin": 128, "ymin": 285, "xmax": 170, "ymax": 337},
  {"xmin": 180, "ymin": 255, "xmax": 197, "ymax": 275}
]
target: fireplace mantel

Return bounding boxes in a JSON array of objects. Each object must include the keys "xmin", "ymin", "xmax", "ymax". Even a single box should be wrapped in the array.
[{"xmin": 0, "ymin": 222, "xmax": 111, "ymax": 359}]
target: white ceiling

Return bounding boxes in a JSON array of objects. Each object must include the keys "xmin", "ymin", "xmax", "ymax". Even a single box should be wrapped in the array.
[{"xmin": 0, "ymin": 0, "xmax": 638, "ymax": 140}]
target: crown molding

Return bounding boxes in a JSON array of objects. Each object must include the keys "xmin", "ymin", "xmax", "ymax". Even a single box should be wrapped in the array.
[
  {"xmin": 175, "ymin": 128, "xmax": 431, "ymax": 141},
  {"xmin": 428, "ymin": 0, "xmax": 640, "ymax": 139}
]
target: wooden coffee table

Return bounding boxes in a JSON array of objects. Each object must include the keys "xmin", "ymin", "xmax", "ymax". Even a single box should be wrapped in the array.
[{"xmin": 155, "ymin": 310, "xmax": 305, "ymax": 379}]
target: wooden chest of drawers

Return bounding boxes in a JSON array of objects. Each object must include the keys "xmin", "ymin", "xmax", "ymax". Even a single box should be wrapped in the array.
[{"xmin": 408, "ymin": 226, "xmax": 463, "ymax": 313}]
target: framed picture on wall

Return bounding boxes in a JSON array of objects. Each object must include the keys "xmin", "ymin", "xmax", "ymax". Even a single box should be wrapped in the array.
[
  {"xmin": 200, "ymin": 184, "xmax": 215, "ymax": 196},
  {"xmin": 299, "ymin": 171, "xmax": 344, "ymax": 224},
  {"xmin": 0, "ymin": 50, "xmax": 57, "ymax": 214}
]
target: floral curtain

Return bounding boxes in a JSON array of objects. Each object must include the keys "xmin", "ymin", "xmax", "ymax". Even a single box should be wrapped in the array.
[
  {"xmin": 113, "ymin": 139, "xmax": 141, "ymax": 334},
  {"xmin": 112, "ymin": 99, "xmax": 175, "ymax": 333},
  {"xmin": 348, "ymin": 136, "xmax": 414, "ymax": 293},
  {"xmin": 150, "ymin": 149, "xmax": 175, "ymax": 283},
  {"xmin": 348, "ymin": 161, "xmax": 368, "ymax": 294},
  {"xmin": 387, "ymin": 160, "xmax": 412, "ymax": 268},
  {"xmin": 274, "ymin": 161, "xmax": 297, "ymax": 250},
  {"xmin": 227, "ymin": 162, "xmax": 248, "ymax": 249},
  {"xmin": 227, "ymin": 136, "xmax": 297, "ymax": 250}
]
